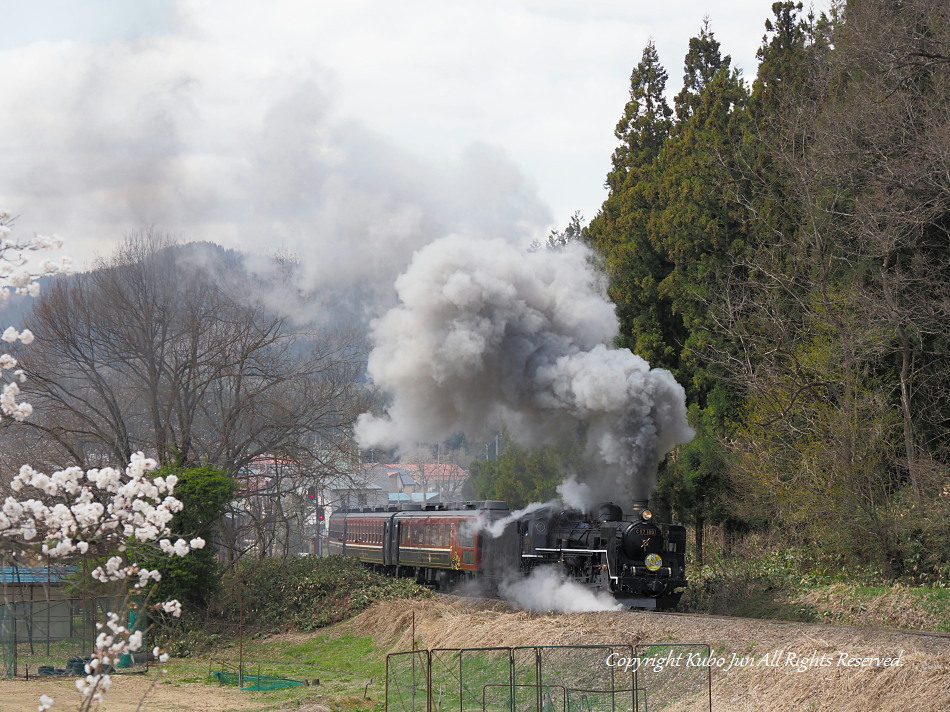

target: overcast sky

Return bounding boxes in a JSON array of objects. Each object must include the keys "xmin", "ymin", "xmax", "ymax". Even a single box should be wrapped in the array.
[{"xmin": 1, "ymin": 0, "xmax": 831, "ymax": 276}]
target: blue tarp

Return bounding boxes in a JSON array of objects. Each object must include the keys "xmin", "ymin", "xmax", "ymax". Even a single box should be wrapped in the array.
[{"xmin": 0, "ymin": 566, "xmax": 75, "ymax": 584}]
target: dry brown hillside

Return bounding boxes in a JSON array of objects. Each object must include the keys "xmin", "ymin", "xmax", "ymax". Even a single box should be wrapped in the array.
[{"xmin": 346, "ymin": 595, "xmax": 950, "ymax": 712}]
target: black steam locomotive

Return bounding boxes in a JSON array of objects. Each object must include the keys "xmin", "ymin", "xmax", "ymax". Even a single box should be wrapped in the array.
[{"xmin": 327, "ymin": 499, "xmax": 687, "ymax": 610}]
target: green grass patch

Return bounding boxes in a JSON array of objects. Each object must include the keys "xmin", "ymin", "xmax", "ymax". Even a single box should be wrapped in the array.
[
  {"xmin": 918, "ymin": 587, "xmax": 950, "ymax": 618},
  {"xmin": 148, "ymin": 555, "xmax": 429, "ymax": 710},
  {"xmin": 255, "ymin": 632, "xmax": 384, "ymax": 678},
  {"xmin": 156, "ymin": 630, "xmax": 389, "ymax": 712}
]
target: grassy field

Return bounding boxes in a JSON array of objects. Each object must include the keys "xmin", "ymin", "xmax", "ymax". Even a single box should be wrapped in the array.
[
  {"xmin": 6, "ymin": 551, "xmax": 948, "ymax": 711},
  {"xmin": 21, "ymin": 579, "xmax": 940, "ymax": 712},
  {"xmin": 160, "ymin": 630, "xmax": 390, "ymax": 712}
]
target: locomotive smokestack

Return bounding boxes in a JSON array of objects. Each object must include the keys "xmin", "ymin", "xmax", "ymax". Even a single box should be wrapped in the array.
[
  {"xmin": 631, "ymin": 499, "xmax": 649, "ymax": 518},
  {"xmin": 596, "ymin": 502, "xmax": 623, "ymax": 522}
]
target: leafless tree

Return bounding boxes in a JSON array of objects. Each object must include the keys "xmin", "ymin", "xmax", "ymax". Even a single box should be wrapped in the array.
[
  {"xmin": 14, "ymin": 233, "xmax": 366, "ymax": 478},
  {"xmin": 816, "ymin": 0, "xmax": 950, "ymax": 500},
  {"xmin": 222, "ymin": 439, "xmax": 364, "ymax": 563},
  {"xmin": 408, "ymin": 446, "xmax": 472, "ymax": 502}
]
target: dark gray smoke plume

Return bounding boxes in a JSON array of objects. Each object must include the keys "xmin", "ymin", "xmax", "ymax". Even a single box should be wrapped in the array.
[{"xmin": 355, "ymin": 235, "xmax": 693, "ymax": 508}]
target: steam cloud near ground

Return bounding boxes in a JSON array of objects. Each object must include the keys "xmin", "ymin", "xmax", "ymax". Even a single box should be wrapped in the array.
[
  {"xmin": 500, "ymin": 566, "xmax": 624, "ymax": 613},
  {"xmin": 355, "ymin": 235, "xmax": 694, "ymax": 508}
]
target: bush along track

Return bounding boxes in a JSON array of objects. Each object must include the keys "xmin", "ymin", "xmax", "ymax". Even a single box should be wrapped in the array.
[{"xmin": 214, "ymin": 555, "xmax": 431, "ymax": 632}]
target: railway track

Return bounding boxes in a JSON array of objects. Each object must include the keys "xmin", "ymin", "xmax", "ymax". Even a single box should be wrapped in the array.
[
  {"xmin": 645, "ymin": 608, "xmax": 950, "ymax": 642},
  {"xmin": 454, "ymin": 590, "xmax": 950, "ymax": 642}
]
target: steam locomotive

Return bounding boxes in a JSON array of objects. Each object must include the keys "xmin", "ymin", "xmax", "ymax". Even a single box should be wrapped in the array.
[{"xmin": 326, "ymin": 499, "xmax": 687, "ymax": 610}]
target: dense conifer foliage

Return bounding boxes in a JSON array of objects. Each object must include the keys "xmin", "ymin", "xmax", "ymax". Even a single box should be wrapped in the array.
[{"xmin": 585, "ymin": 1, "xmax": 950, "ymax": 577}]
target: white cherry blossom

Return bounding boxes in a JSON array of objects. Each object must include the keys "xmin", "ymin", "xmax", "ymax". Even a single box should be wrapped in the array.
[{"xmin": 1, "ymin": 213, "xmax": 201, "ymax": 710}]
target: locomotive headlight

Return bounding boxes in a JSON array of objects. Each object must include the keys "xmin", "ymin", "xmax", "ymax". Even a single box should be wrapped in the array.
[
  {"xmin": 641, "ymin": 509, "xmax": 653, "ymax": 521},
  {"xmin": 645, "ymin": 553, "xmax": 663, "ymax": 571}
]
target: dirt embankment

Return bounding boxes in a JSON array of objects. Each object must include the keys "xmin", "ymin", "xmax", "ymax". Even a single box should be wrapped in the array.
[
  {"xmin": 0, "ymin": 674, "xmax": 268, "ymax": 712},
  {"xmin": 346, "ymin": 595, "xmax": 950, "ymax": 712}
]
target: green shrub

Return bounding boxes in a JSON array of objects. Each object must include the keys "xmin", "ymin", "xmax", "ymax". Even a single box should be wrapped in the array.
[
  {"xmin": 678, "ymin": 547, "xmax": 822, "ymax": 621},
  {"xmin": 213, "ymin": 556, "xmax": 430, "ymax": 631},
  {"xmin": 144, "ymin": 465, "xmax": 236, "ymax": 609}
]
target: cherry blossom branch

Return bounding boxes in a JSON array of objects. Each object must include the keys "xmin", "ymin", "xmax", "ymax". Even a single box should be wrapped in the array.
[{"xmin": 1, "ymin": 211, "xmax": 201, "ymax": 711}]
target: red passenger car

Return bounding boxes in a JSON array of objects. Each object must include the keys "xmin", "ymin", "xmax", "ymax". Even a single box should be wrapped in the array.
[{"xmin": 326, "ymin": 501, "xmax": 510, "ymax": 588}]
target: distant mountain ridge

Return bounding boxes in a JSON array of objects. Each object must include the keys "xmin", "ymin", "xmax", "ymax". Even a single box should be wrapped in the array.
[{"xmin": 1, "ymin": 241, "xmax": 256, "ymax": 330}]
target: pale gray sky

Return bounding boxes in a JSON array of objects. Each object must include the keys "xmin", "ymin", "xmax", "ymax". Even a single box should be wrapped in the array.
[{"xmin": 0, "ymin": 0, "xmax": 831, "ymax": 273}]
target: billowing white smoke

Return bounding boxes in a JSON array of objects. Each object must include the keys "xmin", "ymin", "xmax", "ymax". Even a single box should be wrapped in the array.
[
  {"xmin": 461, "ymin": 501, "xmax": 553, "ymax": 539},
  {"xmin": 355, "ymin": 234, "xmax": 693, "ymax": 507},
  {"xmin": 500, "ymin": 566, "xmax": 623, "ymax": 613}
]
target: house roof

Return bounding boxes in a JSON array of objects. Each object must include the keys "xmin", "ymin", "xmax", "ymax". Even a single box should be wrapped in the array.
[
  {"xmin": 390, "ymin": 470, "xmax": 418, "ymax": 487},
  {"xmin": 324, "ymin": 474, "xmax": 383, "ymax": 491},
  {"xmin": 388, "ymin": 492, "xmax": 441, "ymax": 503},
  {"xmin": 380, "ymin": 462, "xmax": 469, "ymax": 481}
]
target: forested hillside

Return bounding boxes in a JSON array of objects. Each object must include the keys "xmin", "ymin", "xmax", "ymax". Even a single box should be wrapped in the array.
[{"xmin": 581, "ymin": 0, "xmax": 949, "ymax": 579}]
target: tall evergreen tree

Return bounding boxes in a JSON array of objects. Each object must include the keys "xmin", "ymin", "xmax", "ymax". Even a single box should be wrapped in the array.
[
  {"xmin": 586, "ymin": 42, "xmax": 673, "ymax": 363},
  {"xmin": 653, "ymin": 23, "xmax": 749, "ymax": 393},
  {"xmin": 586, "ymin": 28, "xmax": 752, "ymax": 555},
  {"xmin": 674, "ymin": 19, "xmax": 726, "ymax": 123},
  {"xmin": 647, "ymin": 23, "xmax": 750, "ymax": 558},
  {"xmin": 606, "ymin": 41, "xmax": 673, "ymax": 193}
]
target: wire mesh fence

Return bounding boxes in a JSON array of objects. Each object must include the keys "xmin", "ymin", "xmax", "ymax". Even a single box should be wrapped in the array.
[
  {"xmin": 387, "ymin": 644, "xmax": 711, "ymax": 712},
  {"xmin": 388, "ymin": 649, "xmax": 431, "ymax": 711},
  {"xmin": 632, "ymin": 644, "xmax": 712, "ymax": 712},
  {"xmin": 0, "ymin": 596, "xmax": 149, "ymax": 679}
]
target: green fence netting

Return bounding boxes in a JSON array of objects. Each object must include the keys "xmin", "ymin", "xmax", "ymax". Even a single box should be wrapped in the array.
[{"xmin": 211, "ymin": 668, "xmax": 305, "ymax": 690}]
